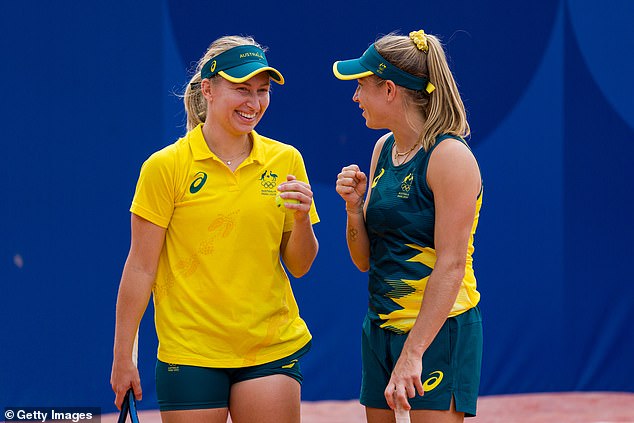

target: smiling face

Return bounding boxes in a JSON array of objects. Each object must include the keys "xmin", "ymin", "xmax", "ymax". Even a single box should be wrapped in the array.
[
  {"xmin": 203, "ymin": 72, "xmax": 271, "ymax": 137},
  {"xmin": 353, "ymin": 76, "xmax": 389, "ymax": 129}
]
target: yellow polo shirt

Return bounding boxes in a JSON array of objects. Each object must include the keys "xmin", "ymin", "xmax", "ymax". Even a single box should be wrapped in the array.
[{"xmin": 130, "ymin": 124, "xmax": 319, "ymax": 367}]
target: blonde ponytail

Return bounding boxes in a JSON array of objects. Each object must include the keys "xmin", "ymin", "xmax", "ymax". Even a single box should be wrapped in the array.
[
  {"xmin": 183, "ymin": 72, "xmax": 207, "ymax": 131},
  {"xmin": 423, "ymin": 34, "xmax": 470, "ymax": 148},
  {"xmin": 375, "ymin": 31, "xmax": 470, "ymax": 150}
]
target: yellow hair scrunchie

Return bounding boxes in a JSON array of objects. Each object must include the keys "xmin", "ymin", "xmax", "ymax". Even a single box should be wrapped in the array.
[{"xmin": 409, "ymin": 30, "xmax": 429, "ymax": 53}]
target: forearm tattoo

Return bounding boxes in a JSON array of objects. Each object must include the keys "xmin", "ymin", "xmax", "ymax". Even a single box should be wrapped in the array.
[{"xmin": 348, "ymin": 227, "xmax": 359, "ymax": 241}]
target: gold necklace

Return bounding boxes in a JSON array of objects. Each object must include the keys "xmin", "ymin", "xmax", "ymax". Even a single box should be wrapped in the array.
[
  {"xmin": 393, "ymin": 141, "xmax": 419, "ymax": 165},
  {"xmin": 213, "ymin": 141, "xmax": 250, "ymax": 165}
]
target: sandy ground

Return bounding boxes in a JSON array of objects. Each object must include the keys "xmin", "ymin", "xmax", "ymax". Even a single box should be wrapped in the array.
[{"xmin": 101, "ymin": 392, "xmax": 634, "ymax": 422}]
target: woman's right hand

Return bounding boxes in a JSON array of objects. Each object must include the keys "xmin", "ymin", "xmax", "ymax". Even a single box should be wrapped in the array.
[
  {"xmin": 336, "ymin": 164, "xmax": 367, "ymax": 213},
  {"xmin": 110, "ymin": 358, "xmax": 142, "ymax": 410}
]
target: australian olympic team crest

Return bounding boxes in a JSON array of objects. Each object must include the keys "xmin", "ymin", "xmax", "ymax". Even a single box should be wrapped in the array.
[
  {"xmin": 397, "ymin": 173, "xmax": 414, "ymax": 199},
  {"xmin": 260, "ymin": 169, "xmax": 278, "ymax": 195}
]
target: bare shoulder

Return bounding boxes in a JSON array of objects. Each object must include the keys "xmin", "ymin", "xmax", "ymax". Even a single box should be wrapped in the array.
[
  {"xmin": 428, "ymin": 138, "xmax": 481, "ymax": 191},
  {"xmin": 430, "ymin": 138, "xmax": 478, "ymax": 170}
]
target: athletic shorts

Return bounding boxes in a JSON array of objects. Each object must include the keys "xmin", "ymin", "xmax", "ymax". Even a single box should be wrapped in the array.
[
  {"xmin": 360, "ymin": 307, "xmax": 482, "ymax": 417},
  {"xmin": 155, "ymin": 341, "xmax": 311, "ymax": 411}
]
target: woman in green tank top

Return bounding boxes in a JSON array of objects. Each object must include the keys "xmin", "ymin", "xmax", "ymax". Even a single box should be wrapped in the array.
[{"xmin": 333, "ymin": 30, "xmax": 483, "ymax": 423}]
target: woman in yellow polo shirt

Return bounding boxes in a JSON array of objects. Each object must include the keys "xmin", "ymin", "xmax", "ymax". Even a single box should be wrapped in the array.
[{"xmin": 110, "ymin": 35, "xmax": 319, "ymax": 423}]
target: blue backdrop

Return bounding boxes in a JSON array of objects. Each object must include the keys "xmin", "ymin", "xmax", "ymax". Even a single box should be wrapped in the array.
[{"xmin": 1, "ymin": 0, "xmax": 633, "ymax": 412}]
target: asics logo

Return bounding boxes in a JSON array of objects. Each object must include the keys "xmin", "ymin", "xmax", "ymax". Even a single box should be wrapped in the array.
[
  {"xmin": 190, "ymin": 172, "xmax": 207, "ymax": 194},
  {"xmin": 281, "ymin": 359, "xmax": 298, "ymax": 369},
  {"xmin": 422, "ymin": 371, "xmax": 444, "ymax": 392},
  {"xmin": 372, "ymin": 168, "xmax": 385, "ymax": 188}
]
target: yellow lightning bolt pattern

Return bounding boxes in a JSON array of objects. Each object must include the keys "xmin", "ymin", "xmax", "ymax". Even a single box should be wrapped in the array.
[{"xmin": 378, "ymin": 244, "xmax": 437, "ymax": 333}]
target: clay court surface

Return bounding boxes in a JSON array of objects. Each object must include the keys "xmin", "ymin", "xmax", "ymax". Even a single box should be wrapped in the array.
[{"xmin": 102, "ymin": 392, "xmax": 634, "ymax": 422}]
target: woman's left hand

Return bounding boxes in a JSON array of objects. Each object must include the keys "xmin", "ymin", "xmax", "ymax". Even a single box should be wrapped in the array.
[
  {"xmin": 384, "ymin": 349, "xmax": 425, "ymax": 411},
  {"xmin": 277, "ymin": 175, "xmax": 313, "ymax": 216}
]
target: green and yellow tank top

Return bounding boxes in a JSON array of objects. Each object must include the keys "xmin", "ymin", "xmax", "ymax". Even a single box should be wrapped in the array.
[{"xmin": 365, "ymin": 134, "xmax": 482, "ymax": 334}]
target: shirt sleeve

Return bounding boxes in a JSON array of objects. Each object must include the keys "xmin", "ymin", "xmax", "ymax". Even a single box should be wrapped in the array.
[{"xmin": 130, "ymin": 149, "xmax": 175, "ymax": 228}]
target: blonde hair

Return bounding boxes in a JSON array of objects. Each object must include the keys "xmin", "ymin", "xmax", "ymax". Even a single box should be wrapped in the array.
[
  {"xmin": 374, "ymin": 32, "xmax": 470, "ymax": 150},
  {"xmin": 183, "ymin": 35, "xmax": 265, "ymax": 132}
]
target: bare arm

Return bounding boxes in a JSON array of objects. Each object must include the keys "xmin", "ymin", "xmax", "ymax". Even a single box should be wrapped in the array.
[
  {"xmin": 336, "ymin": 163, "xmax": 370, "ymax": 271},
  {"xmin": 279, "ymin": 175, "xmax": 319, "ymax": 277},
  {"xmin": 110, "ymin": 214, "xmax": 166, "ymax": 409},
  {"xmin": 385, "ymin": 139, "xmax": 481, "ymax": 411},
  {"xmin": 336, "ymin": 134, "xmax": 390, "ymax": 271}
]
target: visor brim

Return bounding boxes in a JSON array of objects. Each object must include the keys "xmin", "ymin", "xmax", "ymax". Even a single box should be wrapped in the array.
[
  {"xmin": 332, "ymin": 59, "xmax": 374, "ymax": 80},
  {"xmin": 219, "ymin": 63, "xmax": 284, "ymax": 85}
]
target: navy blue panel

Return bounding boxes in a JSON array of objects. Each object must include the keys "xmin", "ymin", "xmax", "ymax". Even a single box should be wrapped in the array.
[
  {"xmin": 566, "ymin": 0, "xmax": 634, "ymax": 131},
  {"xmin": 291, "ymin": 184, "xmax": 368, "ymax": 400},
  {"xmin": 166, "ymin": 0, "xmax": 559, "ymax": 184},
  {"xmin": 0, "ymin": 0, "xmax": 163, "ymax": 410},
  {"xmin": 471, "ymin": 2, "xmax": 566, "ymax": 394},
  {"xmin": 563, "ymin": 3, "xmax": 634, "ymax": 391},
  {"xmin": 1, "ymin": 0, "xmax": 633, "ymax": 414}
]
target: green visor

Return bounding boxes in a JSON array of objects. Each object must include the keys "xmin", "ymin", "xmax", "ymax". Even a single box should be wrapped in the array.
[
  {"xmin": 201, "ymin": 45, "xmax": 284, "ymax": 84},
  {"xmin": 333, "ymin": 44, "xmax": 434, "ymax": 93}
]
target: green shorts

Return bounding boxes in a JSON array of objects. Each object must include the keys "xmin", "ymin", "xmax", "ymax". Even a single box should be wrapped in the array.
[
  {"xmin": 360, "ymin": 307, "xmax": 482, "ymax": 417},
  {"xmin": 155, "ymin": 341, "xmax": 311, "ymax": 411}
]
